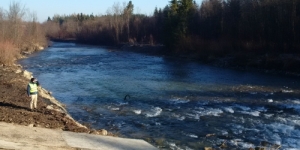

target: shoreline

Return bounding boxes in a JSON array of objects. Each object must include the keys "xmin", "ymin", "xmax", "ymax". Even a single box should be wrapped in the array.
[
  {"xmin": 22, "ymin": 68, "xmax": 87, "ymax": 130},
  {"xmin": 0, "ymin": 45, "xmax": 160, "ymax": 150},
  {"xmin": 0, "ymin": 48, "xmax": 111, "ymax": 136},
  {"xmin": 52, "ymin": 39, "xmax": 300, "ymax": 77},
  {"xmin": 110, "ymin": 42, "xmax": 300, "ymax": 78}
]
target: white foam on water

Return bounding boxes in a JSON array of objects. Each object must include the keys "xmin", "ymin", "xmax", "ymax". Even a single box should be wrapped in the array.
[
  {"xmin": 133, "ymin": 109, "xmax": 142, "ymax": 115},
  {"xmin": 256, "ymin": 106, "xmax": 268, "ymax": 112},
  {"xmin": 183, "ymin": 133, "xmax": 198, "ymax": 139},
  {"xmin": 286, "ymin": 99, "xmax": 300, "ymax": 104},
  {"xmin": 238, "ymin": 142, "xmax": 255, "ymax": 149},
  {"xmin": 268, "ymin": 123, "xmax": 294, "ymax": 135},
  {"xmin": 264, "ymin": 114, "xmax": 274, "ymax": 118},
  {"xmin": 234, "ymin": 105, "xmax": 251, "ymax": 111},
  {"xmin": 186, "ymin": 113, "xmax": 200, "ymax": 120},
  {"xmin": 271, "ymin": 133, "xmax": 282, "ymax": 145},
  {"xmin": 145, "ymin": 107, "xmax": 162, "ymax": 117},
  {"xmin": 268, "ymin": 99, "xmax": 274, "ymax": 103},
  {"xmin": 289, "ymin": 119, "xmax": 300, "ymax": 126},
  {"xmin": 172, "ymin": 114, "xmax": 185, "ymax": 121},
  {"xmin": 107, "ymin": 105, "xmax": 120, "ymax": 111},
  {"xmin": 223, "ymin": 107, "xmax": 234, "ymax": 113},
  {"xmin": 282, "ymin": 90, "xmax": 294, "ymax": 93},
  {"xmin": 168, "ymin": 142, "xmax": 176, "ymax": 147},
  {"xmin": 194, "ymin": 107, "xmax": 223, "ymax": 117},
  {"xmin": 231, "ymin": 124, "xmax": 244, "ymax": 135},
  {"xmin": 168, "ymin": 142, "xmax": 184, "ymax": 150},
  {"xmin": 228, "ymin": 139, "xmax": 243, "ymax": 147},
  {"xmin": 220, "ymin": 130, "xmax": 228, "ymax": 135},
  {"xmin": 184, "ymin": 133, "xmax": 198, "ymax": 138},
  {"xmin": 275, "ymin": 116, "xmax": 289, "ymax": 124},
  {"xmin": 228, "ymin": 138, "xmax": 255, "ymax": 148},
  {"xmin": 111, "ymin": 107, "xmax": 120, "ymax": 111},
  {"xmin": 189, "ymin": 134, "xmax": 198, "ymax": 138},
  {"xmin": 281, "ymin": 99, "xmax": 300, "ymax": 112},
  {"xmin": 183, "ymin": 147, "xmax": 193, "ymax": 150},
  {"xmin": 119, "ymin": 102, "xmax": 129, "ymax": 106},
  {"xmin": 169, "ymin": 97, "xmax": 190, "ymax": 104},
  {"xmin": 240, "ymin": 110, "xmax": 260, "ymax": 117}
]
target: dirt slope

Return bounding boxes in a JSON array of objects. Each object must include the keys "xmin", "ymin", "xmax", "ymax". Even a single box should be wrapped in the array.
[{"xmin": 0, "ymin": 64, "xmax": 104, "ymax": 134}]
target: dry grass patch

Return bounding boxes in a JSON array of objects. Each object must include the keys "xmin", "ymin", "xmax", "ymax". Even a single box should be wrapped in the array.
[{"xmin": 0, "ymin": 41, "xmax": 18, "ymax": 65}]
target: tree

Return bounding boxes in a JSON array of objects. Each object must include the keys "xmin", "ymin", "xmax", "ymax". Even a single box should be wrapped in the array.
[
  {"xmin": 163, "ymin": 0, "xmax": 179, "ymax": 49},
  {"xmin": 163, "ymin": 0, "xmax": 196, "ymax": 50},
  {"xmin": 199, "ymin": 0, "xmax": 223, "ymax": 39},
  {"xmin": 124, "ymin": 1, "xmax": 134, "ymax": 41},
  {"xmin": 106, "ymin": 2, "xmax": 125, "ymax": 43},
  {"xmin": 178, "ymin": 0, "xmax": 194, "ymax": 35},
  {"xmin": 7, "ymin": 1, "xmax": 27, "ymax": 46}
]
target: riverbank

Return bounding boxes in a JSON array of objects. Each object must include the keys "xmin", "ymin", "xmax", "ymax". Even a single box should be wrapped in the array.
[
  {"xmin": 0, "ymin": 44, "xmax": 161, "ymax": 149},
  {"xmin": 0, "ymin": 59, "xmax": 110, "ymax": 135}
]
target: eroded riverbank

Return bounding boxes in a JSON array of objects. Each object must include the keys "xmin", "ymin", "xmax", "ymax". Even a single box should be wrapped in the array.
[{"xmin": 0, "ymin": 62, "xmax": 111, "ymax": 136}]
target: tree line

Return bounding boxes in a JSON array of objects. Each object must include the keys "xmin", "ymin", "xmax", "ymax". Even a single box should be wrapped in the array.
[
  {"xmin": 0, "ymin": 2, "xmax": 47, "ymax": 65},
  {"xmin": 45, "ymin": 0, "xmax": 300, "ymax": 57}
]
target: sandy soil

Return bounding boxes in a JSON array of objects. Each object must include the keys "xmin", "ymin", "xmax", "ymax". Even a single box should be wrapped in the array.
[{"xmin": 0, "ymin": 63, "xmax": 108, "ymax": 135}]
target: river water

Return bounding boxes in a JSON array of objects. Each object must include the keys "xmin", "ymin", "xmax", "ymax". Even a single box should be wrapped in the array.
[{"xmin": 19, "ymin": 42, "xmax": 300, "ymax": 149}]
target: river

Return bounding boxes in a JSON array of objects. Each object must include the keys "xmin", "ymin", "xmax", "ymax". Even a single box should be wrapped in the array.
[{"xmin": 19, "ymin": 42, "xmax": 300, "ymax": 149}]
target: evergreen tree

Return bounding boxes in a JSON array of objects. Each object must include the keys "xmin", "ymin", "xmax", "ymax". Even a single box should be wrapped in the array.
[
  {"xmin": 47, "ymin": 16, "xmax": 51, "ymax": 21},
  {"xmin": 163, "ymin": 0, "xmax": 195, "ymax": 51}
]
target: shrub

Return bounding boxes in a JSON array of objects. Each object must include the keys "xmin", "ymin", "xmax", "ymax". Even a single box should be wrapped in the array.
[{"xmin": 0, "ymin": 41, "xmax": 18, "ymax": 65}]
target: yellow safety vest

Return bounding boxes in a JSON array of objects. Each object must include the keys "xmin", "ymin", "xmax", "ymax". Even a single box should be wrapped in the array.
[{"xmin": 29, "ymin": 83, "xmax": 38, "ymax": 93}]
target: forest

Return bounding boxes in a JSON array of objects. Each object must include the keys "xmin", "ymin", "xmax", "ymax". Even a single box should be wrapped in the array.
[
  {"xmin": 1, "ymin": 0, "xmax": 300, "ymax": 73},
  {"xmin": 45, "ymin": 0, "xmax": 300, "ymax": 52}
]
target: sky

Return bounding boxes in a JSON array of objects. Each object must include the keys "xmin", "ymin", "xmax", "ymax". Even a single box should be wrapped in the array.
[{"xmin": 0, "ymin": 0, "xmax": 173, "ymax": 22}]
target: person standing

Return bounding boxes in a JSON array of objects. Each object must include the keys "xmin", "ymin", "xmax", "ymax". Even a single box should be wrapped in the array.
[{"xmin": 27, "ymin": 78, "xmax": 40, "ymax": 111}]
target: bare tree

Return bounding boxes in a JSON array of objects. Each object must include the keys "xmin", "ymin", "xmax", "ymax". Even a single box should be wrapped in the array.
[
  {"xmin": 43, "ymin": 21, "xmax": 60, "ymax": 39},
  {"xmin": 107, "ymin": 2, "xmax": 126, "ymax": 43},
  {"xmin": 0, "ymin": 8, "xmax": 5, "ymax": 40},
  {"xmin": 6, "ymin": 1, "xmax": 27, "ymax": 46}
]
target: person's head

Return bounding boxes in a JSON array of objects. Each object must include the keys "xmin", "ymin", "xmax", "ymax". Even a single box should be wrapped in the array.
[{"xmin": 31, "ymin": 78, "xmax": 37, "ymax": 83}]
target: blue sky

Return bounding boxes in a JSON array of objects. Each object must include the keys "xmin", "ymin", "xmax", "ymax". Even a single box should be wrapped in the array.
[
  {"xmin": 1, "ymin": 0, "xmax": 204, "ymax": 22},
  {"xmin": 0, "ymin": 0, "xmax": 173, "ymax": 22}
]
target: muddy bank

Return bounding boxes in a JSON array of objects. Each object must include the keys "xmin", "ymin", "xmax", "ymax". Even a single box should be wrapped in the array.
[{"xmin": 0, "ymin": 63, "xmax": 110, "ymax": 136}]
